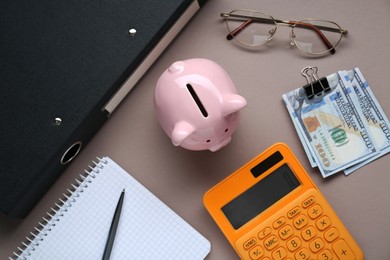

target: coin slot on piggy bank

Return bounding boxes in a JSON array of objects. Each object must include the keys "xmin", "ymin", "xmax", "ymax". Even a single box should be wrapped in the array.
[
  {"xmin": 186, "ymin": 83, "xmax": 208, "ymax": 118},
  {"xmin": 154, "ymin": 58, "xmax": 247, "ymax": 152}
]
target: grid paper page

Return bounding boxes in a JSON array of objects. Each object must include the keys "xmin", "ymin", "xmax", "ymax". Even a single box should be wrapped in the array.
[{"xmin": 17, "ymin": 157, "xmax": 210, "ymax": 260}]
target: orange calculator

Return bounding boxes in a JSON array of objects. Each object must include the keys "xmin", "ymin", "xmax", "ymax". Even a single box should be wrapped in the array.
[{"xmin": 204, "ymin": 143, "xmax": 363, "ymax": 260}]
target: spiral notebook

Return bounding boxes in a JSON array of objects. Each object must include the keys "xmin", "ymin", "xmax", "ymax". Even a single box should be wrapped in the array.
[{"xmin": 11, "ymin": 157, "xmax": 210, "ymax": 259}]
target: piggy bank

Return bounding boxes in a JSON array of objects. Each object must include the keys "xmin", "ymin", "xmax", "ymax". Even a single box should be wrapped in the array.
[{"xmin": 154, "ymin": 58, "xmax": 247, "ymax": 152}]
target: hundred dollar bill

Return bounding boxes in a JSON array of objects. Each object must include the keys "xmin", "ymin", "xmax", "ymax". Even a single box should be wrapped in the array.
[
  {"xmin": 343, "ymin": 68, "xmax": 390, "ymax": 175},
  {"xmin": 283, "ymin": 72, "xmax": 379, "ymax": 177}
]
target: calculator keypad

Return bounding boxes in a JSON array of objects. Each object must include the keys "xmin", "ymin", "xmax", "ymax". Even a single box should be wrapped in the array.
[{"xmin": 236, "ymin": 189, "xmax": 360, "ymax": 259}]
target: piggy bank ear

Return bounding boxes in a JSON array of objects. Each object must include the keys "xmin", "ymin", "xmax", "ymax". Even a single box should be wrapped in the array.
[
  {"xmin": 222, "ymin": 94, "xmax": 247, "ymax": 117},
  {"xmin": 171, "ymin": 121, "xmax": 195, "ymax": 146}
]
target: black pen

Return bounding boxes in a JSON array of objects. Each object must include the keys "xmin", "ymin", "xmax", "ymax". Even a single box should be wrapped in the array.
[{"xmin": 102, "ymin": 189, "xmax": 125, "ymax": 260}]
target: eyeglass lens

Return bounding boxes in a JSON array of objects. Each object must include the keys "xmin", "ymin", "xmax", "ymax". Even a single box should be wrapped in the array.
[
  {"xmin": 292, "ymin": 19, "xmax": 343, "ymax": 55},
  {"xmin": 226, "ymin": 10, "xmax": 276, "ymax": 46}
]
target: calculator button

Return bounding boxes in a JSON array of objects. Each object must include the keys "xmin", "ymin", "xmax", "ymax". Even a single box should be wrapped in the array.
[
  {"xmin": 258, "ymin": 227, "xmax": 272, "ymax": 239},
  {"xmin": 295, "ymin": 248, "xmax": 310, "ymax": 260},
  {"xmin": 243, "ymin": 237, "xmax": 257, "ymax": 250},
  {"xmin": 318, "ymin": 249, "xmax": 333, "ymax": 260},
  {"xmin": 273, "ymin": 216, "xmax": 286, "ymax": 229},
  {"xmin": 279, "ymin": 225, "xmax": 294, "ymax": 240},
  {"xmin": 293, "ymin": 215, "xmax": 308, "ymax": 229},
  {"xmin": 286, "ymin": 236, "xmax": 302, "ymax": 252},
  {"xmin": 302, "ymin": 196, "xmax": 315, "ymax": 208},
  {"xmin": 309, "ymin": 237, "xmax": 324, "ymax": 253},
  {"xmin": 264, "ymin": 235, "xmax": 279, "ymax": 251},
  {"xmin": 332, "ymin": 239, "xmax": 356, "ymax": 259},
  {"xmin": 287, "ymin": 206, "xmax": 301, "ymax": 219},
  {"xmin": 249, "ymin": 245, "xmax": 264, "ymax": 259},
  {"xmin": 307, "ymin": 204, "xmax": 323, "ymax": 219},
  {"xmin": 316, "ymin": 216, "xmax": 331, "ymax": 231},
  {"xmin": 272, "ymin": 247, "xmax": 287, "ymax": 260},
  {"xmin": 301, "ymin": 226, "xmax": 316, "ymax": 241},
  {"xmin": 324, "ymin": 227, "xmax": 339, "ymax": 242}
]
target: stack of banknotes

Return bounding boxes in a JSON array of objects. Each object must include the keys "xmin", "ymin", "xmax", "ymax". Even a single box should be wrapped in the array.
[{"xmin": 283, "ymin": 67, "xmax": 390, "ymax": 178}]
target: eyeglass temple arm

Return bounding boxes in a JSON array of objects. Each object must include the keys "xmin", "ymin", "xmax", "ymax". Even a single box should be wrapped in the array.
[{"xmin": 221, "ymin": 12, "xmax": 347, "ymax": 54}]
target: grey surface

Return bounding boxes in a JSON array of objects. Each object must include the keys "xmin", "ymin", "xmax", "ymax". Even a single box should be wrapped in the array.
[{"xmin": 1, "ymin": 0, "xmax": 390, "ymax": 259}]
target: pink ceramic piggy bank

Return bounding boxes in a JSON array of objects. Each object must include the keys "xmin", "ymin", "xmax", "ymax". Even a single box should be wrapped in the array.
[{"xmin": 154, "ymin": 58, "xmax": 247, "ymax": 152}]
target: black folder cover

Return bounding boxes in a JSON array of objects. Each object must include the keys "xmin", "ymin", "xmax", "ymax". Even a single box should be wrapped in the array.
[{"xmin": 0, "ymin": 0, "xmax": 207, "ymax": 217}]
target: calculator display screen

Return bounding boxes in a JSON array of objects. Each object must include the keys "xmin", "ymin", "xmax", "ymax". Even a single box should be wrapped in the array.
[{"xmin": 221, "ymin": 164, "xmax": 300, "ymax": 229}]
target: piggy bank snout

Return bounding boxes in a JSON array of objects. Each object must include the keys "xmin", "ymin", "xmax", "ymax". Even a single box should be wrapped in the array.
[{"xmin": 209, "ymin": 136, "xmax": 232, "ymax": 152}]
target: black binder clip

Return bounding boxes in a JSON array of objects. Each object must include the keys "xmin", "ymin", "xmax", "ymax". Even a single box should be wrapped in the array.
[{"xmin": 301, "ymin": 66, "xmax": 331, "ymax": 100}]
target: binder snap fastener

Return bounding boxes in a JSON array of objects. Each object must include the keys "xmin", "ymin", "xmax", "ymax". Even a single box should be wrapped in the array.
[
  {"xmin": 61, "ymin": 141, "xmax": 82, "ymax": 165},
  {"xmin": 54, "ymin": 117, "xmax": 62, "ymax": 126},
  {"xmin": 128, "ymin": 28, "xmax": 137, "ymax": 36}
]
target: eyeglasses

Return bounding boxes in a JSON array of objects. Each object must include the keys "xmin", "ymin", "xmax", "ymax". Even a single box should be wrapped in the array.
[{"xmin": 221, "ymin": 9, "xmax": 348, "ymax": 55}]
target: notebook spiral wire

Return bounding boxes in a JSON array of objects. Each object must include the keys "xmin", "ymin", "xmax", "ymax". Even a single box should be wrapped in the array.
[{"xmin": 10, "ymin": 157, "xmax": 108, "ymax": 260}]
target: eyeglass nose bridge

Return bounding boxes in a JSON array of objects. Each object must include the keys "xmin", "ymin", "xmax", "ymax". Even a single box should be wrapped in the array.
[{"xmin": 270, "ymin": 21, "xmax": 297, "ymax": 46}]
